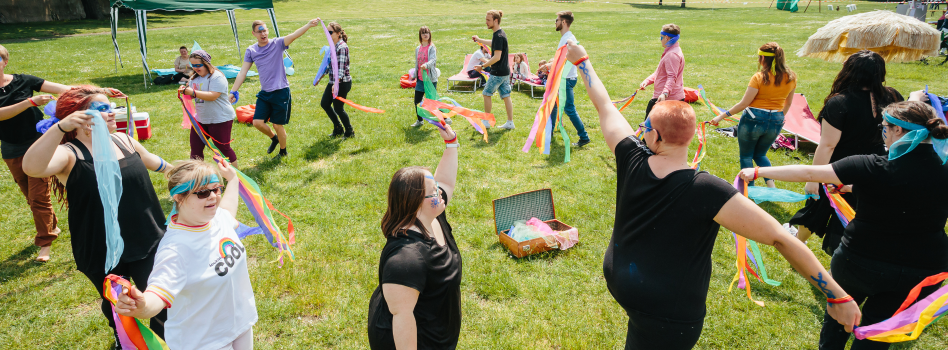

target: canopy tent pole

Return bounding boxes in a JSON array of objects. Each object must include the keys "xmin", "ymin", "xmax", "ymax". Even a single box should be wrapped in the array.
[
  {"xmin": 110, "ymin": 6, "xmax": 124, "ymax": 72},
  {"xmin": 227, "ymin": 10, "xmax": 241, "ymax": 63},
  {"xmin": 135, "ymin": 10, "xmax": 152, "ymax": 87}
]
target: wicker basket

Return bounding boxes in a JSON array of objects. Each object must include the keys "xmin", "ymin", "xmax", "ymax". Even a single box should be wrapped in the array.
[{"xmin": 492, "ymin": 189, "xmax": 576, "ymax": 258}]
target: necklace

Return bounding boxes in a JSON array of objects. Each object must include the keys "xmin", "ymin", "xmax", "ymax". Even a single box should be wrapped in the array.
[{"xmin": 0, "ymin": 75, "xmax": 9, "ymax": 94}]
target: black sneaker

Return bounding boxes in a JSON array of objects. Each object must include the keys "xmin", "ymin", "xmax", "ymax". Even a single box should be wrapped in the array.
[
  {"xmin": 572, "ymin": 139, "xmax": 592, "ymax": 147},
  {"xmin": 344, "ymin": 130, "xmax": 355, "ymax": 139},
  {"xmin": 266, "ymin": 136, "xmax": 279, "ymax": 154},
  {"xmin": 273, "ymin": 149, "xmax": 287, "ymax": 160}
]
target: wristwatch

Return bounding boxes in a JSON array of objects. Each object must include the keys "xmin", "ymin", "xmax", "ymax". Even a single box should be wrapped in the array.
[{"xmin": 446, "ymin": 143, "xmax": 460, "ymax": 148}]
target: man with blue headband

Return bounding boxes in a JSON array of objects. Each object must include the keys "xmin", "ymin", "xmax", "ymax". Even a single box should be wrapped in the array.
[{"xmin": 639, "ymin": 24, "xmax": 685, "ymax": 119}]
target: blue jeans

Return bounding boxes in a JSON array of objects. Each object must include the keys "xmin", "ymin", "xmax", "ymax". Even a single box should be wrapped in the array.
[
  {"xmin": 548, "ymin": 78, "xmax": 589, "ymax": 142},
  {"xmin": 482, "ymin": 74, "xmax": 511, "ymax": 98},
  {"xmin": 737, "ymin": 107, "xmax": 784, "ymax": 185}
]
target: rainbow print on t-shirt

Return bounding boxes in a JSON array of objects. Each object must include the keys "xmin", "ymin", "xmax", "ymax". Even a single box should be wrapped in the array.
[{"xmin": 219, "ymin": 238, "xmax": 239, "ymax": 258}]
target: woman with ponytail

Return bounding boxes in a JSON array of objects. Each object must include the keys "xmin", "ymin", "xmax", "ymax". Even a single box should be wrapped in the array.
[
  {"xmin": 787, "ymin": 50, "xmax": 902, "ymax": 252},
  {"xmin": 738, "ymin": 101, "xmax": 948, "ymax": 349},
  {"xmin": 315, "ymin": 21, "xmax": 355, "ymax": 139},
  {"xmin": 711, "ymin": 42, "xmax": 797, "ymax": 188},
  {"xmin": 21, "ymin": 86, "xmax": 169, "ymax": 346}
]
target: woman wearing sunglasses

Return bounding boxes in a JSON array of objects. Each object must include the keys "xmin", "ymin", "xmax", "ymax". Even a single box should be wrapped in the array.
[
  {"xmin": 565, "ymin": 42, "xmax": 860, "ymax": 349},
  {"xmin": 367, "ymin": 124, "xmax": 461, "ymax": 350},
  {"xmin": 315, "ymin": 22, "xmax": 356, "ymax": 139},
  {"xmin": 114, "ymin": 159, "xmax": 258, "ymax": 350},
  {"xmin": 21, "ymin": 85, "xmax": 171, "ymax": 344},
  {"xmin": 738, "ymin": 101, "xmax": 948, "ymax": 349},
  {"xmin": 179, "ymin": 50, "xmax": 239, "ymax": 166}
]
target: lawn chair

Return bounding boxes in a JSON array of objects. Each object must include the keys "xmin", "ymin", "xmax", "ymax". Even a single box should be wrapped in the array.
[
  {"xmin": 781, "ymin": 93, "xmax": 822, "ymax": 149},
  {"xmin": 447, "ymin": 54, "xmax": 482, "ymax": 93},
  {"xmin": 511, "ymin": 53, "xmax": 545, "ymax": 99}
]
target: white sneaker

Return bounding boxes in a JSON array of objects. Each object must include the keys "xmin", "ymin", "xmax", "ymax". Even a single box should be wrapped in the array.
[
  {"xmin": 410, "ymin": 120, "xmax": 424, "ymax": 127},
  {"xmin": 445, "ymin": 117, "xmax": 453, "ymax": 125},
  {"xmin": 782, "ymin": 223, "xmax": 799, "ymax": 237},
  {"xmin": 498, "ymin": 121, "xmax": 515, "ymax": 130}
]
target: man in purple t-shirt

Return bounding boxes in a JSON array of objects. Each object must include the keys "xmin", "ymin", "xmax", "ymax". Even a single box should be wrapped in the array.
[{"xmin": 231, "ymin": 18, "xmax": 319, "ymax": 160}]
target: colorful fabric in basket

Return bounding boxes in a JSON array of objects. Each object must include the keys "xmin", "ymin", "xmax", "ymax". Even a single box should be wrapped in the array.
[{"xmin": 507, "ymin": 218, "xmax": 578, "ymax": 250}]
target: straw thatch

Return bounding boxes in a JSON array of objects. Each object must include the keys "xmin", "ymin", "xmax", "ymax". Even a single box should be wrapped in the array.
[{"xmin": 798, "ymin": 10, "xmax": 941, "ymax": 63}]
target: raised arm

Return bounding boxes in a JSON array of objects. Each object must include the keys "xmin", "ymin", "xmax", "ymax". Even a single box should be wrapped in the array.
[
  {"xmin": 22, "ymin": 110, "xmax": 94, "ymax": 178},
  {"xmin": 216, "ymin": 160, "xmax": 240, "ymax": 221},
  {"xmin": 433, "ymin": 125, "xmax": 458, "ymax": 202},
  {"xmin": 711, "ymin": 86, "xmax": 759, "ymax": 125},
  {"xmin": 738, "ymin": 164, "xmax": 841, "ymax": 186},
  {"xmin": 230, "ymin": 61, "xmax": 254, "ymax": 104},
  {"xmin": 472, "ymin": 35, "xmax": 492, "ymax": 46},
  {"xmin": 714, "ymin": 195, "xmax": 862, "ymax": 331},
  {"xmin": 565, "ymin": 42, "xmax": 635, "ymax": 153},
  {"xmin": 283, "ymin": 19, "xmax": 320, "ymax": 46}
]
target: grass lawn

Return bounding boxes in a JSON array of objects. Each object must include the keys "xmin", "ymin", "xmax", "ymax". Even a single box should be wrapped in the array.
[{"xmin": 1, "ymin": 0, "xmax": 947, "ymax": 348}]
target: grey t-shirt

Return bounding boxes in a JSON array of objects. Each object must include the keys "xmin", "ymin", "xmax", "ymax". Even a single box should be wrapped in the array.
[{"xmin": 190, "ymin": 70, "xmax": 236, "ymax": 124}]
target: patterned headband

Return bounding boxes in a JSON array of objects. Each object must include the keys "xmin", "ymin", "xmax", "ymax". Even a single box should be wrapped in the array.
[{"xmin": 193, "ymin": 50, "xmax": 212, "ymax": 64}]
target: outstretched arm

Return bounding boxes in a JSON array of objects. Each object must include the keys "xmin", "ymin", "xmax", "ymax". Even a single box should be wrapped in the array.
[
  {"xmin": 715, "ymin": 195, "xmax": 862, "ymax": 332},
  {"xmin": 216, "ymin": 160, "xmax": 240, "ymax": 221},
  {"xmin": 283, "ymin": 19, "xmax": 320, "ymax": 46},
  {"xmin": 40, "ymin": 81, "xmax": 71, "ymax": 94},
  {"xmin": 565, "ymin": 42, "xmax": 634, "ymax": 153},
  {"xmin": 738, "ymin": 164, "xmax": 841, "ymax": 185}
]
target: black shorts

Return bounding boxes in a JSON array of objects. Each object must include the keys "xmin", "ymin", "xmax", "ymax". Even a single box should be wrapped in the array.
[{"xmin": 254, "ymin": 87, "xmax": 292, "ymax": 125}]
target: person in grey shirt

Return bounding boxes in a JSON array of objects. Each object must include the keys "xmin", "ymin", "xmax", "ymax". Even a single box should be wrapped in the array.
[{"xmin": 180, "ymin": 50, "xmax": 239, "ymax": 165}]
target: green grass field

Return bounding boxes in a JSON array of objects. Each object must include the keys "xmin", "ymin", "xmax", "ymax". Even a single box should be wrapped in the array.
[{"xmin": 1, "ymin": 0, "xmax": 947, "ymax": 348}]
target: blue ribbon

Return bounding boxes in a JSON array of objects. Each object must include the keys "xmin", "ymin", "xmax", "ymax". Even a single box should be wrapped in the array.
[
  {"xmin": 883, "ymin": 112, "xmax": 948, "ymax": 164},
  {"xmin": 313, "ymin": 46, "xmax": 331, "ymax": 86},
  {"xmin": 166, "ymin": 174, "xmax": 220, "ymax": 224},
  {"xmin": 88, "ymin": 108, "xmax": 124, "ymax": 273},
  {"xmin": 660, "ymin": 31, "xmax": 679, "ymax": 47}
]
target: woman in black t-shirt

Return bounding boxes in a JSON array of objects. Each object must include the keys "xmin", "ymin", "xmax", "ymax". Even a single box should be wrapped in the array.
[
  {"xmin": 566, "ymin": 42, "xmax": 860, "ymax": 349},
  {"xmin": 0, "ymin": 44, "xmax": 72, "ymax": 262},
  {"xmin": 790, "ymin": 50, "xmax": 903, "ymax": 255},
  {"xmin": 22, "ymin": 86, "xmax": 170, "ymax": 342},
  {"xmin": 367, "ymin": 124, "xmax": 461, "ymax": 350},
  {"xmin": 740, "ymin": 101, "xmax": 948, "ymax": 349}
]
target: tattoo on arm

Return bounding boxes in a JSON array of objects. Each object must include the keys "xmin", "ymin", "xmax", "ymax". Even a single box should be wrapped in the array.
[
  {"xmin": 810, "ymin": 272, "xmax": 836, "ymax": 306},
  {"xmin": 578, "ymin": 61, "xmax": 593, "ymax": 86}
]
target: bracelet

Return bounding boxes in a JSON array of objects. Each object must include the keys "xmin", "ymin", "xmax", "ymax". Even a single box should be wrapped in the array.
[
  {"xmin": 753, "ymin": 166, "xmax": 760, "ymax": 181},
  {"xmin": 725, "ymin": 110, "xmax": 732, "ymax": 117},
  {"xmin": 154, "ymin": 158, "xmax": 168, "ymax": 172},
  {"xmin": 827, "ymin": 295, "xmax": 854, "ymax": 304},
  {"xmin": 444, "ymin": 134, "xmax": 458, "ymax": 144},
  {"xmin": 571, "ymin": 55, "xmax": 589, "ymax": 66},
  {"xmin": 28, "ymin": 98, "xmax": 38, "ymax": 107},
  {"xmin": 57, "ymin": 123, "xmax": 68, "ymax": 133}
]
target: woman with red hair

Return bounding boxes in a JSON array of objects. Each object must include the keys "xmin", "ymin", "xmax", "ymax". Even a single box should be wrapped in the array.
[
  {"xmin": 565, "ymin": 42, "xmax": 861, "ymax": 349},
  {"xmin": 22, "ymin": 85, "xmax": 169, "ymax": 344}
]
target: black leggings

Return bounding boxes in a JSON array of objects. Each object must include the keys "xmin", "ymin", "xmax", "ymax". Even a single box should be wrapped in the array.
[
  {"xmin": 624, "ymin": 309, "xmax": 703, "ymax": 350},
  {"xmin": 80, "ymin": 253, "xmax": 167, "ymax": 339},
  {"xmin": 321, "ymin": 81, "xmax": 353, "ymax": 132},
  {"xmin": 413, "ymin": 81, "xmax": 437, "ymax": 121}
]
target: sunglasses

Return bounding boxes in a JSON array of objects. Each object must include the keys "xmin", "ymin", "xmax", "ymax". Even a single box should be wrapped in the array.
[
  {"xmin": 328, "ymin": 30, "xmax": 335, "ymax": 35},
  {"xmin": 190, "ymin": 63, "xmax": 205, "ymax": 68},
  {"xmin": 192, "ymin": 186, "xmax": 222, "ymax": 199},
  {"xmin": 90, "ymin": 101, "xmax": 113, "ymax": 114}
]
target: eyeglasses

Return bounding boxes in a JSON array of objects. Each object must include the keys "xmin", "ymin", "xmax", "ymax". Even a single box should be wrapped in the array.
[
  {"xmin": 424, "ymin": 180, "xmax": 440, "ymax": 199},
  {"xmin": 90, "ymin": 101, "xmax": 113, "ymax": 114},
  {"xmin": 190, "ymin": 63, "xmax": 205, "ymax": 68},
  {"xmin": 192, "ymin": 186, "xmax": 222, "ymax": 199},
  {"xmin": 639, "ymin": 121, "xmax": 663, "ymax": 141}
]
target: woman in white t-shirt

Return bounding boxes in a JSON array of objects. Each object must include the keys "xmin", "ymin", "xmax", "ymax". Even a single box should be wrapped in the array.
[
  {"xmin": 179, "ymin": 50, "xmax": 239, "ymax": 166},
  {"xmin": 115, "ymin": 159, "xmax": 257, "ymax": 350}
]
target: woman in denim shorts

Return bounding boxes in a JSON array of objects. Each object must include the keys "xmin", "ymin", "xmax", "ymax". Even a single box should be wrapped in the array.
[{"xmin": 712, "ymin": 42, "xmax": 797, "ymax": 187}]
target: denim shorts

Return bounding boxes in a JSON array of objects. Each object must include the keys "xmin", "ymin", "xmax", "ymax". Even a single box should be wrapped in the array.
[{"xmin": 482, "ymin": 74, "xmax": 511, "ymax": 98}]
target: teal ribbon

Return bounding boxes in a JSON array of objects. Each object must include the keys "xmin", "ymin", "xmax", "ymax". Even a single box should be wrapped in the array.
[
  {"xmin": 883, "ymin": 112, "xmax": 948, "ymax": 164},
  {"xmin": 88, "ymin": 108, "xmax": 124, "ymax": 273},
  {"xmin": 166, "ymin": 174, "xmax": 220, "ymax": 224}
]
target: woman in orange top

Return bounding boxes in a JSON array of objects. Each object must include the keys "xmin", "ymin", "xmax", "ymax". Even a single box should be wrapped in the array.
[{"xmin": 712, "ymin": 42, "xmax": 796, "ymax": 187}]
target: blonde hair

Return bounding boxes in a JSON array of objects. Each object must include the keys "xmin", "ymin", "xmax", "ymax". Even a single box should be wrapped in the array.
[
  {"xmin": 0, "ymin": 44, "xmax": 8, "ymax": 62},
  {"xmin": 166, "ymin": 160, "xmax": 220, "ymax": 202},
  {"xmin": 487, "ymin": 9, "xmax": 503, "ymax": 23}
]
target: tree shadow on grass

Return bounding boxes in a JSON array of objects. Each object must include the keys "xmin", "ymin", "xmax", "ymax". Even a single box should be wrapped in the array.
[
  {"xmin": 0, "ymin": 245, "xmax": 43, "ymax": 282},
  {"xmin": 623, "ymin": 2, "xmax": 724, "ymax": 11},
  {"xmin": 89, "ymin": 75, "xmax": 184, "ymax": 94}
]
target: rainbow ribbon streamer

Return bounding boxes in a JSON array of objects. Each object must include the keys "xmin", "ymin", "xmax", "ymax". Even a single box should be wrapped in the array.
[
  {"xmin": 416, "ymin": 68, "xmax": 496, "ymax": 141},
  {"xmin": 823, "ymin": 184, "xmax": 855, "ymax": 226},
  {"xmin": 521, "ymin": 44, "xmax": 572, "ymax": 162},
  {"xmin": 726, "ymin": 176, "xmax": 782, "ymax": 307},
  {"xmin": 611, "ymin": 90, "xmax": 639, "ymax": 112},
  {"xmin": 855, "ymin": 272, "xmax": 948, "ymax": 342},
  {"xmin": 178, "ymin": 92, "xmax": 295, "ymax": 265},
  {"xmin": 313, "ymin": 20, "xmax": 384, "ymax": 114},
  {"xmin": 103, "ymin": 275, "xmax": 170, "ymax": 350}
]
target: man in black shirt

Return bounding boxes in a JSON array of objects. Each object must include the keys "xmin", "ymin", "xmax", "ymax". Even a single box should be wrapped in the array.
[
  {"xmin": 473, "ymin": 9, "xmax": 515, "ymax": 130},
  {"xmin": 0, "ymin": 44, "xmax": 71, "ymax": 262}
]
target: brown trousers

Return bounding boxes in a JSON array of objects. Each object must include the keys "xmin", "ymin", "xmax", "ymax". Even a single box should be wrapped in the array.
[{"xmin": 4, "ymin": 156, "xmax": 59, "ymax": 247}]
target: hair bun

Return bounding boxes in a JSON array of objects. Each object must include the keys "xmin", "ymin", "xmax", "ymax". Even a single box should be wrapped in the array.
[{"xmin": 926, "ymin": 118, "xmax": 948, "ymax": 139}]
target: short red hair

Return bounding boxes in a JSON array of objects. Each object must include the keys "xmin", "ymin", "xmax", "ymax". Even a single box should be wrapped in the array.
[
  {"xmin": 650, "ymin": 101, "xmax": 695, "ymax": 146},
  {"xmin": 55, "ymin": 85, "xmax": 107, "ymax": 143}
]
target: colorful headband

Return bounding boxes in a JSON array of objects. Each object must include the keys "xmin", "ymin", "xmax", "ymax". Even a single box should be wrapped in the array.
[
  {"xmin": 757, "ymin": 50, "xmax": 775, "ymax": 57},
  {"xmin": 193, "ymin": 50, "xmax": 212, "ymax": 64},
  {"xmin": 166, "ymin": 174, "xmax": 221, "ymax": 224},
  {"xmin": 660, "ymin": 31, "xmax": 680, "ymax": 47},
  {"xmin": 883, "ymin": 112, "xmax": 948, "ymax": 164}
]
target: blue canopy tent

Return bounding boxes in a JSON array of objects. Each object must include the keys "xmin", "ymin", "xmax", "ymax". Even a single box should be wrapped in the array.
[{"xmin": 109, "ymin": 0, "xmax": 284, "ymax": 86}]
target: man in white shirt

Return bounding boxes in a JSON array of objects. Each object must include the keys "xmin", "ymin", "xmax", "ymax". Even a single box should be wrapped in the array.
[{"xmin": 547, "ymin": 11, "xmax": 590, "ymax": 147}]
